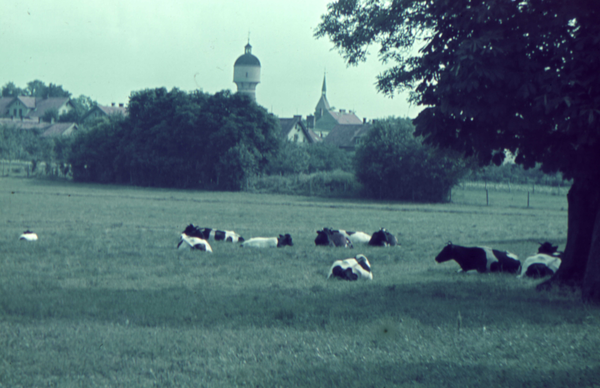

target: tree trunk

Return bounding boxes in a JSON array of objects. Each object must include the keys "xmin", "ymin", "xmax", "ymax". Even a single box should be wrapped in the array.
[
  {"xmin": 537, "ymin": 176, "xmax": 600, "ymax": 303},
  {"xmin": 582, "ymin": 203, "xmax": 600, "ymax": 303}
]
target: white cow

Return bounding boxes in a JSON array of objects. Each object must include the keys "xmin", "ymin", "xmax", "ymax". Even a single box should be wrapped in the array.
[
  {"xmin": 240, "ymin": 234, "xmax": 293, "ymax": 248},
  {"xmin": 518, "ymin": 254, "xmax": 561, "ymax": 278},
  {"xmin": 19, "ymin": 230, "xmax": 38, "ymax": 241},
  {"xmin": 328, "ymin": 254, "xmax": 373, "ymax": 280},
  {"xmin": 346, "ymin": 231, "xmax": 372, "ymax": 245},
  {"xmin": 177, "ymin": 234, "xmax": 213, "ymax": 252}
]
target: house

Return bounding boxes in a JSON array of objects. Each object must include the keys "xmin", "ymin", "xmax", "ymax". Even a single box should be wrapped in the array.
[
  {"xmin": 0, "ymin": 96, "xmax": 73, "ymax": 120},
  {"xmin": 82, "ymin": 103, "xmax": 128, "ymax": 123},
  {"xmin": 278, "ymin": 116, "xmax": 321, "ymax": 144},
  {"xmin": 0, "ymin": 118, "xmax": 78, "ymax": 138},
  {"xmin": 324, "ymin": 122, "xmax": 372, "ymax": 151},
  {"xmin": 311, "ymin": 74, "xmax": 363, "ymax": 135}
]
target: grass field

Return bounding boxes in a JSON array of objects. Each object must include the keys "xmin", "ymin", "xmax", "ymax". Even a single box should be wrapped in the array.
[{"xmin": 1, "ymin": 177, "xmax": 598, "ymax": 387}]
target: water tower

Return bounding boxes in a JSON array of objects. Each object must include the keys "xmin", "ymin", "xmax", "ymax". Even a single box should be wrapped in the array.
[{"xmin": 233, "ymin": 42, "xmax": 261, "ymax": 101}]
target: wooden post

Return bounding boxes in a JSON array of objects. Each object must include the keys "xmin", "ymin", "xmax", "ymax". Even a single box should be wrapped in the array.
[{"xmin": 486, "ymin": 189, "xmax": 489, "ymax": 206}]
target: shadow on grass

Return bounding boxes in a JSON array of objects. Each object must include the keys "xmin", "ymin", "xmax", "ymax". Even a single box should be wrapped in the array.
[
  {"xmin": 0, "ymin": 274, "xmax": 585, "ymax": 331},
  {"xmin": 266, "ymin": 358, "xmax": 600, "ymax": 388}
]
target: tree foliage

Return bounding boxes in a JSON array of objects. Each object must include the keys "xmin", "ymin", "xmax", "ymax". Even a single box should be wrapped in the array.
[
  {"xmin": 317, "ymin": 0, "xmax": 600, "ymax": 301},
  {"xmin": 69, "ymin": 88, "xmax": 280, "ymax": 190},
  {"xmin": 265, "ymin": 141, "xmax": 352, "ymax": 176},
  {"xmin": 354, "ymin": 117, "xmax": 468, "ymax": 202},
  {"xmin": 1, "ymin": 80, "xmax": 72, "ymax": 98},
  {"xmin": 59, "ymin": 95, "xmax": 97, "ymax": 124}
]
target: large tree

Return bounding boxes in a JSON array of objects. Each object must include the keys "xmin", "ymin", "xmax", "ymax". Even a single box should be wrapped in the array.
[{"xmin": 316, "ymin": 0, "xmax": 600, "ymax": 302}]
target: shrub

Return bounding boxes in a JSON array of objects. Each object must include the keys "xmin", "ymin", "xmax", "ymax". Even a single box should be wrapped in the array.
[{"xmin": 354, "ymin": 117, "xmax": 468, "ymax": 202}]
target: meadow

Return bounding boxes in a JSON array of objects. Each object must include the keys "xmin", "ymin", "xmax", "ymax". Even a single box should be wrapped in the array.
[{"xmin": 1, "ymin": 177, "xmax": 598, "ymax": 387}]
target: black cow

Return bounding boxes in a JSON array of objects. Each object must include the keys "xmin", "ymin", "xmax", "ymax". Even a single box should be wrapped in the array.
[
  {"xmin": 315, "ymin": 228, "xmax": 353, "ymax": 248},
  {"xmin": 435, "ymin": 242, "xmax": 521, "ymax": 273},
  {"xmin": 183, "ymin": 224, "xmax": 244, "ymax": 243},
  {"xmin": 368, "ymin": 228, "xmax": 398, "ymax": 247}
]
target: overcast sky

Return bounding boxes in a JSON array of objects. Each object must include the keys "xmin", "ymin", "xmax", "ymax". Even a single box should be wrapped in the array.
[{"xmin": 1, "ymin": 0, "xmax": 422, "ymax": 120}]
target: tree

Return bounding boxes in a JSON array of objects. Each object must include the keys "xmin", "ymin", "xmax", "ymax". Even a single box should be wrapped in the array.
[
  {"xmin": 59, "ymin": 95, "xmax": 96, "ymax": 124},
  {"xmin": 1, "ymin": 82, "xmax": 24, "ymax": 97},
  {"xmin": 354, "ymin": 117, "xmax": 468, "ymax": 202},
  {"xmin": 316, "ymin": 0, "xmax": 600, "ymax": 302},
  {"xmin": 70, "ymin": 88, "xmax": 280, "ymax": 190},
  {"xmin": 42, "ymin": 108, "xmax": 59, "ymax": 123}
]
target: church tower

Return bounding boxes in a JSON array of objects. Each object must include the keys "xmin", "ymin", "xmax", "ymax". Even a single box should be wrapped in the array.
[
  {"xmin": 314, "ymin": 73, "xmax": 330, "ymax": 121},
  {"xmin": 233, "ymin": 41, "xmax": 261, "ymax": 101}
]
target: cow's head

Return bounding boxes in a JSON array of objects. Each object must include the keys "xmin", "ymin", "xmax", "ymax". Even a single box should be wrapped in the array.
[
  {"xmin": 538, "ymin": 241, "xmax": 559, "ymax": 255},
  {"xmin": 355, "ymin": 254, "xmax": 371, "ymax": 272},
  {"xmin": 278, "ymin": 234, "xmax": 293, "ymax": 247},
  {"xmin": 435, "ymin": 241, "xmax": 454, "ymax": 263},
  {"xmin": 183, "ymin": 224, "xmax": 203, "ymax": 238}
]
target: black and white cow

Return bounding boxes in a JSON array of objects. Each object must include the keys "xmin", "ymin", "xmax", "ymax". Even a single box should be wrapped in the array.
[
  {"xmin": 177, "ymin": 234, "xmax": 213, "ymax": 252},
  {"xmin": 241, "ymin": 234, "xmax": 293, "ymax": 248},
  {"xmin": 328, "ymin": 254, "xmax": 373, "ymax": 281},
  {"xmin": 183, "ymin": 224, "xmax": 244, "ymax": 243},
  {"xmin": 315, "ymin": 228, "xmax": 353, "ymax": 248},
  {"xmin": 518, "ymin": 242, "xmax": 562, "ymax": 279},
  {"xmin": 19, "ymin": 230, "xmax": 38, "ymax": 241},
  {"xmin": 345, "ymin": 231, "xmax": 372, "ymax": 245},
  {"xmin": 368, "ymin": 228, "xmax": 398, "ymax": 247},
  {"xmin": 435, "ymin": 242, "xmax": 521, "ymax": 273}
]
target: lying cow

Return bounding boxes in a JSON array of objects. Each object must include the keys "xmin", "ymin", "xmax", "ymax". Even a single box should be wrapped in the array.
[
  {"xmin": 435, "ymin": 242, "xmax": 520, "ymax": 273},
  {"xmin": 345, "ymin": 231, "xmax": 372, "ymax": 245},
  {"xmin": 182, "ymin": 224, "xmax": 244, "ymax": 243},
  {"xmin": 19, "ymin": 230, "xmax": 38, "ymax": 241},
  {"xmin": 328, "ymin": 254, "xmax": 373, "ymax": 281},
  {"xmin": 315, "ymin": 228, "xmax": 353, "ymax": 248},
  {"xmin": 368, "ymin": 228, "xmax": 398, "ymax": 247},
  {"xmin": 177, "ymin": 234, "xmax": 213, "ymax": 252},
  {"xmin": 518, "ymin": 242, "xmax": 562, "ymax": 279},
  {"xmin": 241, "ymin": 234, "xmax": 293, "ymax": 248}
]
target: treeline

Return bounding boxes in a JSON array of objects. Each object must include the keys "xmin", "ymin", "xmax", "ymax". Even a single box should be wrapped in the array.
[{"xmin": 3, "ymin": 80, "xmax": 567, "ymax": 202}]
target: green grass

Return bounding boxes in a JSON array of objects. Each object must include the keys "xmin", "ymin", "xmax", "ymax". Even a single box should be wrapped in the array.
[{"xmin": 1, "ymin": 177, "xmax": 598, "ymax": 388}]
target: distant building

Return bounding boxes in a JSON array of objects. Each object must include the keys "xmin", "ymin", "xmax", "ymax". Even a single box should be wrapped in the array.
[
  {"xmin": 82, "ymin": 103, "xmax": 128, "ymax": 123},
  {"xmin": 0, "ymin": 96, "xmax": 74, "ymax": 121},
  {"xmin": 311, "ymin": 74, "xmax": 362, "ymax": 135},
  {"xmin": 324, "ymin": 122, "xmax": 372, "ymax": 151},
  {"xmin": 278, "ymin": 116, "xmax": 321, "ymax": 145},
  {"xmin": 0, "ymin": 118, "xmax": 78, "ymax": 137},
  {"xmin": 233, "ymin": 41, "xmax": 261, "ymax": 101}
]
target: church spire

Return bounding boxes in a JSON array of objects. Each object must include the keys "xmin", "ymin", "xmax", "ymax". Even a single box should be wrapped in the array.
[{"xmin": 322, "ymin": 71, "xmax": 327, "ymax": 97}]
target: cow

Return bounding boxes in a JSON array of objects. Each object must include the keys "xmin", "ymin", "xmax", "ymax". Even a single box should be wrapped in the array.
[
  {"xmin": 241, "ymin": 234, "xmax": 293, "ymax": 248},
  {"xmin": 182, "ymin": 224, "xmax": 244, "ymax": 243},
  {"xmin": 177, "ymin": 234, "xmax": 213, "ymax": 252},
  {"xmin": 435, "ymin": 242, "xmax": 521, "ymax": 273},
  {"xmin": 368, "ymin": 228, "xmax": 398, "ymax": 247},
  {"xmin": 19, "ymin": 230, "xmax": 38, "ymax": 241},
  {"xmin": 328, "ymin": 254, "xmax": 373, "ymax": 281},
  {"xmin": 315, "ymin": 228, "xmax": 353, "ymax": 248},
  {"xmin": 518, "ymin": 242, "xmax": 562, "ymax": 279},
  {"xmin": 346, "ymin": 231, "xmax": 372, "ymax": 245}
]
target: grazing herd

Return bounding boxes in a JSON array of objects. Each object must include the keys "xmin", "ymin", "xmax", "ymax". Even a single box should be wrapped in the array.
[{"xmin": 18, "ymin": 224, "xmax": 562, "ymax": 281}]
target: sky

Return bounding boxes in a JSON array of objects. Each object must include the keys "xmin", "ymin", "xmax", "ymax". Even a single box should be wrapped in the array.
[{"xmin": 1, "ymin": 0, "xmax": 423, "ymax": 120}]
